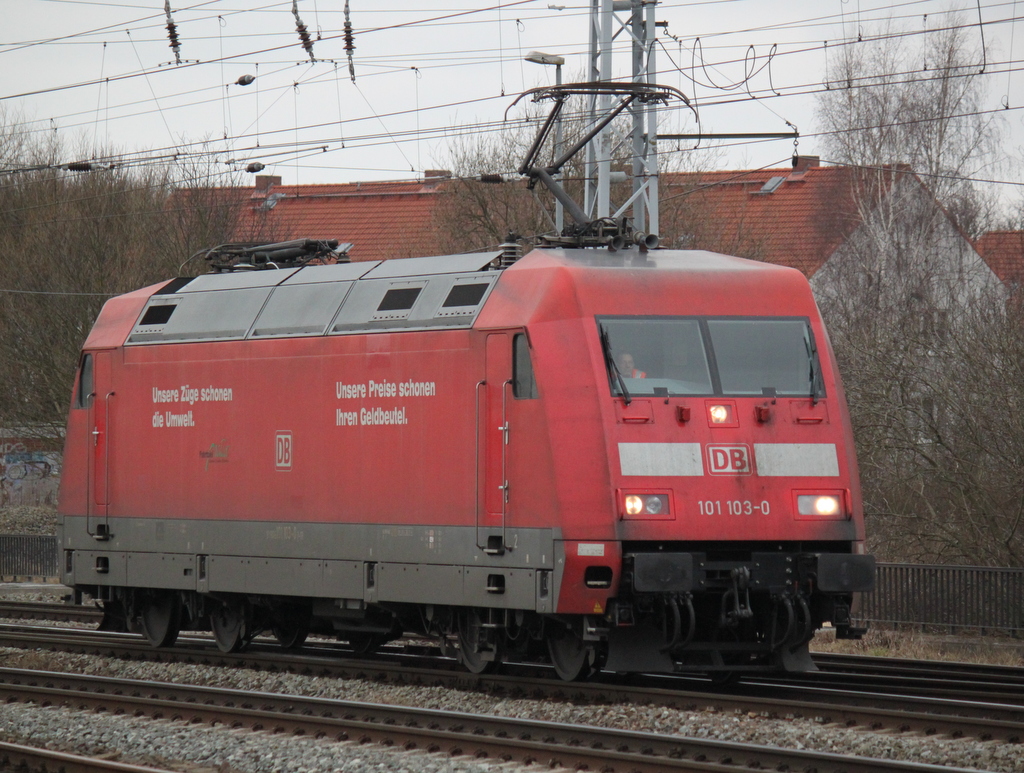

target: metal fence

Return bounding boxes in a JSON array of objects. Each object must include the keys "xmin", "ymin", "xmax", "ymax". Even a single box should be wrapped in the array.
[
  {"xmin": 856, "ymin": 562, "xmax": 1024, "ymax": 635},
  {"xmin": 0, "ymin": 535, "xmax": 58, "ymax": 579}
]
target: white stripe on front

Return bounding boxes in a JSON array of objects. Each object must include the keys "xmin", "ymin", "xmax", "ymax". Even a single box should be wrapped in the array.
[
  {"xmin": 754, "ymin": 443, "xmax": 840, "ymax": 477},
  {"xmin": 618, "ymin": 442, "xmax": 704, "ymax": 477}
]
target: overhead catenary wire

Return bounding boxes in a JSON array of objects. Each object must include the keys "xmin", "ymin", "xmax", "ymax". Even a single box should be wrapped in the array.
[
  {"xmin": 10, "ymin": 9, "xmax": 1021, "ymax": 156},
  {"xmin": 1, "ymin": 0, "xmax": 1021, "ymax": 224},
  {"xmin": 5, "ymin": 2, "xmax": 1014, "ymax": 122}
]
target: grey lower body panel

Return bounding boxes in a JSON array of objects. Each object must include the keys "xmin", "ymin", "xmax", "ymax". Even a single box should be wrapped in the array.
[{"xmin": 61, "ymin": 516, "xmax": 559, "ymax": 612}]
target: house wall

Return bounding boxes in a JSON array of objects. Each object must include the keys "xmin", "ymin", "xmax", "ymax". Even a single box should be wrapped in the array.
[{"xmin": 809, "ymin": 175, "xmax": 1002, "ymax": 314}]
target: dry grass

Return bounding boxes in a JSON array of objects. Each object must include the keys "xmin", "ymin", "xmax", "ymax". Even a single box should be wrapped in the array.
[{"xmin": 811, "ymin": 626, "xmax": 1024, "ymax": 666}]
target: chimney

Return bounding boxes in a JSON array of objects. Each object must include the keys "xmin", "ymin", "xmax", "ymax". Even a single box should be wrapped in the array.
[
  {"xmin": 790, "ymin": 156, "xmax": 820, "ymax": 175},
  {"xmin": 254, "ymin": 175, "xmax": 282, "ymax": 193},
  {"xmin": 424, "ymin": 169, "xmax": 452, "ymax": 179}
]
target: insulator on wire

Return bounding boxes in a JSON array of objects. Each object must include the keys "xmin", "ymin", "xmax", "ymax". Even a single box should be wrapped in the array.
[
  {"xmin": 344, "ymin": 1, "xmax": 356, "ymax": 82},
  {"xmin": 164, "ymin": 1, "xmax": 182, "ymax": 65},
  {"xmin": 292, "ymin": 1, "xmax": 315, "ymax": 61}
]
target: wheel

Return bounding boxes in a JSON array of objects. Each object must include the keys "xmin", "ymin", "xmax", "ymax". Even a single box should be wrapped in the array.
[
  {"xmin": 273, "ymin": 622, "xmax": 309, "ymax": 649},
  {"xmin": 210, "ymin": 599, "xmax": 249, "ymax": 653},
  {"xmin": 272, "ymin": 607, "xmax": 310, "ymax": 649},
  {"xmin": 457, "ymin": 610, "xmax": 501, "ymax": 674},
  {"xmin": 547, "ymin": 623, "xmax": 598, "ymax": 682},
  {"xmin": 139, "ymin": 592, "xmax": 182, "ymax": 648}
]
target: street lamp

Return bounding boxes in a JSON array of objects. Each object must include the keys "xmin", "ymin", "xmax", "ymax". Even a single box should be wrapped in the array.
[
  {"xmin": 524, "ymin": 51, "xmax": 565, "ymax": 69},
  {"xmin": 524, "ymin": 51, "xmax": 566, "ymax": 233}
]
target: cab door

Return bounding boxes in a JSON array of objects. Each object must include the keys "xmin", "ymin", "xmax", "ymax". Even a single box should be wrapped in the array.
[
  {"xmin": 479, "ymin": 332, "xmax": 512, "ymax": 553},
  {"xmin": 87, "ymin": 350, "xmax": 114, "ymax": 528}
]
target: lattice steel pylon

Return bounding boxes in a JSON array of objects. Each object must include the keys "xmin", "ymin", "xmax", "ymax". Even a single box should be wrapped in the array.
[
  {"xmin": 515, "ymin": 1, "xmax": 684, "ymax": 248},
  {"xmin": 585, "ymin": 0, "xmax": 661, "ymax": 237}
]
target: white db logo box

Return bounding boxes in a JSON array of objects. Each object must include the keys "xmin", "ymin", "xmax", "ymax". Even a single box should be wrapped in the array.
[
  {"xmin": 706, "ymin": 444, "xmax": 752, "ymax": 475},
  {"xmin": 275, "ymin": 431, "xmax": 293, "ymax": 471}
]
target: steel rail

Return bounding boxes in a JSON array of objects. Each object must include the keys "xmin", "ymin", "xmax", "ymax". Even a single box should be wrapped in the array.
[
  {"xmin": 3, "ymin": 600, "xmax": 1021, "ymax": 689},
  {"xmin": 814, "ymin": 651, "xmax": 1024, "ymax": 683},
  {"xmin": 0, "ymin": 666, "xmax": 988, "ymax": 773},
  {"xmin": 0, "ymin": 739, "xmax": 179, "ymax": 773},
  {"xmin": 756, "ymin": 664, "xmax": 1024, "ymax": 703},
  {"xmin": 0, "ymin": 624, "xmax": 1022, "ymax": 745},
  {"xmin": 0, "ymin": 599, "xmax": 103, "ymax": 623}
]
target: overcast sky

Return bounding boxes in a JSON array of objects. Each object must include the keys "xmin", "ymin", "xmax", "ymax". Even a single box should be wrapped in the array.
[{"xmin": 2, "ymin": 1, "xmax": 1021, "ymax": 198}]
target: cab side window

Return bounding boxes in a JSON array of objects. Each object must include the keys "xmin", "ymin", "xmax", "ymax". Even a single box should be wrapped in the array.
[
  {"xmin": 75, "ymin": 354, "xmax": 94, "ymax": 409},
  {"xmin": 513, "ymin": 333, "xmax": 538, "ymax": 399}
]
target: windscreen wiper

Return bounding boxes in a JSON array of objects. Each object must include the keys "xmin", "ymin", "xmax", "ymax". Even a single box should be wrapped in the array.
[
  {"xmin": 600, "ymin": 326, "xmax": 631, "ymax": 406},
  {"xmin": 804, "ymin": 335, "xmax": 820, "ymax": 406}
]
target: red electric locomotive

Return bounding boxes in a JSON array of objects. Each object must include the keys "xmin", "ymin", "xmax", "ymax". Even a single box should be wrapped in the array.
[{"xmin": 58, "ymin": 240, "xmax": 874, "ymax": 680}]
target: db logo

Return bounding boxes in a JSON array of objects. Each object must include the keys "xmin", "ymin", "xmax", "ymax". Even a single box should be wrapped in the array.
[
  {"xmin": 706, "ymin": 444, "xmax": 752, "ymax": 475},
  {"xmin": 275, "ymin": 431, "xmax": 293, "ymax": 471}
]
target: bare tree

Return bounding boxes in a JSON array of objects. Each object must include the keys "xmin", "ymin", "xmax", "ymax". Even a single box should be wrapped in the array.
[
  {"xmin": 433, "ymin": 121, "xmax": 558, "ymax": 253},
  {"xmin": 809, "ymin": 166, "xmax": 1017, "ymax": 565},
  {"xmin": 816, "ymin": 20, "xmax": 999, "ymax": 237},
  {"xmin": 0, "ymin": 123, "xmax": 246, "ymax": 437},
  {"xmin": 433, "ymin": 95, "xmax": 606, "ymax": 254},
  {"xmin": 829, "ymin": 281, "xmax": 1024, "ymax": 567},
  {"xmin": 162, "ymin": 147, "xmax": 249, "ymax": 271},
  {"xmin": 801, "ymin": 19, "xmax": 1024, "ymax": 565},
  {"xmin": 434, "ymin": 95, "xmax": 725, "ymax": 254}
]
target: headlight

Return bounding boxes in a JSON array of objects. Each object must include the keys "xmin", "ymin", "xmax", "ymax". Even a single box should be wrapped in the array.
[
  {"xmin": 797, "ymin": 494, "xmax": 842, "ymax": 516},
  {"xmin": 706, "ymin": 401, "xmax": 738, "ymax": 427},
  {"xmin": 623, "ymin": 493, "xmax": 670, "ymax": 518},
  {"xmin": 709, "ymin": 404, "xmax": 732, "ymax": 423}
]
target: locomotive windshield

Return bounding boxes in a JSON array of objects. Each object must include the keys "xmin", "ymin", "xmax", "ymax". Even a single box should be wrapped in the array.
[{"xmin": 599, "ymin": 316, "xmax": 824, "ymax": 398}]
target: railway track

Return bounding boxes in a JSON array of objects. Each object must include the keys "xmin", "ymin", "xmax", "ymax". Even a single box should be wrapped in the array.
[
  {"xmin": 812, "ymin": 651, "xmax": 1024, "ymax": 690},
  {"xmin": 0, "ymin": 739, "xmax": 178, "ymax": 773},
  {"xmin": 4, "ymin": 598, "xmax": 1022, "ymax": 698},
  {"xmin": 0, "ymin": 664, "xmax": 993, "ymax": 773},
  {"xmin": 0, "ymin": 618, "xmax": 1022, "ymax": 748},
  {"xmin": 743, "ymin": 656, "xmax": 1024, "ymax": 710},
  {"xmin": 0, "ymin": 599, "xmax": 102, "ymax": 624},
  {"xmin": 2, "ymin": 597, "xmax": 1022, "ymax": 690}
]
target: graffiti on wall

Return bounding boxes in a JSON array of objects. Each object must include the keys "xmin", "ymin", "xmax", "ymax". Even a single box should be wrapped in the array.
[{"xmin": 1, "ymin": 441, "xmax": 61, "ymax": 507}]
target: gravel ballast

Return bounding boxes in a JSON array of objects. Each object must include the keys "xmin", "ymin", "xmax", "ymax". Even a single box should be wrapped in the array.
[{"xmin": 0, "ymin": 639, "xmax": 1020, "ymax": 773}]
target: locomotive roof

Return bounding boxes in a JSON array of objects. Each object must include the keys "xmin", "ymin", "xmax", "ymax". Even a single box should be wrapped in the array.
[
  {"xmin": 83, "ymin": 247, "xmax": 813, "ymax": 350},
  {"xmin": 474, "ymin": 246, "xmax": 815, "ymax": 331},
  {"xmin": 522, "ymin": 246, "xmax": 800, "ymax": 274}
]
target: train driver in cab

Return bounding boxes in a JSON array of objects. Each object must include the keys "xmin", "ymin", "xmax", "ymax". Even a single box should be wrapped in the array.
[{"xmin": 617, "ymin": 352, "xmax": 646, "ymax": 379}]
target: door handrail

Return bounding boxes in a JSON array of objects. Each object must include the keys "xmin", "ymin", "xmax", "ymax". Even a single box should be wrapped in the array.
[{"xmin": 474, "ymin": 379, "xmax": 486, "ymax": 550}]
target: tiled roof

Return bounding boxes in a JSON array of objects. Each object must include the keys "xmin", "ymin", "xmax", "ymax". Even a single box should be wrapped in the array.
[
  {"xmin": 207, "ymin": 163, "xmax": 932, "ymax": 278},
  {"xmin": 975, "ymin": 230, "xmax": 1024, "ymax": 285},
  {"xmin": 660, "ymin": 161, "xmax": 884, "ymax": 277},
  {"xmin": 233, "ymin": 177, "xmax": 450, "ymax": 262}
]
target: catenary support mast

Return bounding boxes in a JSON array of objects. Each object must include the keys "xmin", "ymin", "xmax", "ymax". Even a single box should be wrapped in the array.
[{"xmin": 586, "ymin": 0, "xmax": 660, "ymax": 235}]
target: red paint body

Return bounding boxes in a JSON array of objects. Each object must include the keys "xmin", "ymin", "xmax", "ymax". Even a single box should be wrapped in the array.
[{"xmin": 59, "ymin": 248, "xmax": 871, "ymax": 674}]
